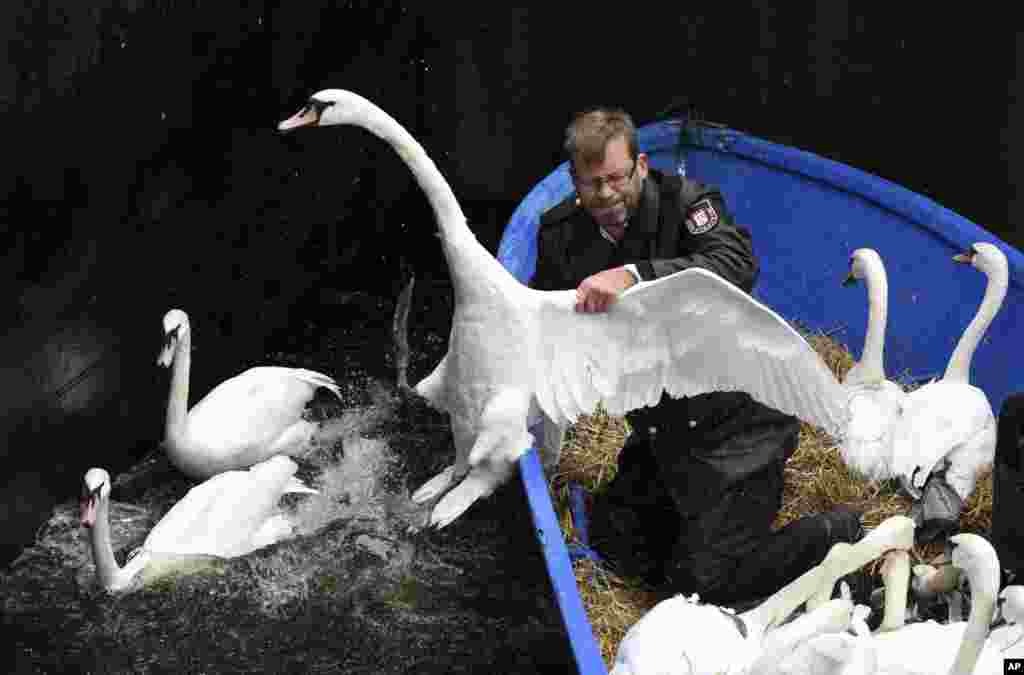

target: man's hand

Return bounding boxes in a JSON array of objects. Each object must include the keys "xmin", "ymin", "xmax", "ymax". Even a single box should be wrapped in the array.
[{"xmin": 575, "ymin": 267, "xmax": 638, "ymax": 313}]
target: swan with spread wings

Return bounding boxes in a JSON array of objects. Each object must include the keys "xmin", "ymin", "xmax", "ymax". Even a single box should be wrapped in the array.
[{"xmin": 278, "ymin": 89, "xmax": 853, "ymax": 528}]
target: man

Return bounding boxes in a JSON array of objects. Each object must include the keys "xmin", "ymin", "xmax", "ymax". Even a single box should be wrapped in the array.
[
  {"xmin": 991, "ymin": 392, "xmax": 1024, "ymax": 588},
  {"xmin": 531, "ymin": 106, "xmax": 865, "ymax": 607}
]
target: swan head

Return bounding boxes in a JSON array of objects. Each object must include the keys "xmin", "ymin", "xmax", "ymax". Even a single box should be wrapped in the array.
[
  {"xmin": 278, "ymin": 89, "xmax": 369, "ymax": 131},
  {"xmin": 80, "ymin": 468, "xmax": 111, "ymax": 528},
  {"xmin": 998, "ymin": 586, "xmax": 1024, "ymax": 625},
  {"xmin": 952, "ymin": 242, "xmax": 1008, "ymax": 276},
  {"xmin": 158, "ymin": 309, "xmax": 189, "ymax": 367},
  {"xmin": 842, "ymin": 248, "xmax": 882, "ymax": 286}
]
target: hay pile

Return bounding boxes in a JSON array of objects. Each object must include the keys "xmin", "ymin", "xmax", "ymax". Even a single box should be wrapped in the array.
[{"xmin": 547, "ymin": 330, "xmax": 994, "ymax": 667}]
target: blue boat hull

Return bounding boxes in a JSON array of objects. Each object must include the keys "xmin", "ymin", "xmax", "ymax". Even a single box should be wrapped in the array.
[{"xmin": 501, "ymin": 118, "xmax": 1023, "ymax": 674}]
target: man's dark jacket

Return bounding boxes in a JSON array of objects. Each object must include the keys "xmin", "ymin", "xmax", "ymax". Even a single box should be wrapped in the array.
[{"xmin": 530, "ymin": 167, "xmax": 800, "ymax": 525}]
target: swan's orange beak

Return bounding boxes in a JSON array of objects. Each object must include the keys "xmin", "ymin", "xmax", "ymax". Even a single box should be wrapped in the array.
[
  {"xmin": 278, "ymin": 105, "xmax": 320, "ymax": 132},
  {"xmin": 80, "ymin": 491, "xmax": 98, "ymax": 528},
  {"xmin": 952, "ymin": 250, "xmax": 975, "ymax": 264}
]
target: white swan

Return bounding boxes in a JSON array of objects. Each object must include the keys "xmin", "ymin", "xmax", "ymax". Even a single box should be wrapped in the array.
[
  {"xmin": 839, "ymin": 248, "xmax": 908, "ymax": 480},
  {"xmin": 765, "ymin": 603, "xmax": 876, "ymax": 674},
  {"xmin": 606, "ymin": 516, "xmax": 915, "ymax": 674},
  {"xmin": 854, "ymin": 532, "xmax": 1004, "ymax": 674},
  {"xmin": 159, "ymin": 308, "xmax": 344, "ymax": 481},
  {"xmin": 764, "ymin": 547, "xmax": 911, "ymax": 674},
  {"xmin": 991, "ymin": 585, "xmax": 1024, "ymax": 656},
  {"xmin": 889, "ymin": 243, "xmax": 1006, "ymax": 503},
  {"xmin": 277, "ymin": 89, "xmax": 866, "ymax": 528},
  {"xmin": 80, "ymin": 455, "xmax": 311, "ymax": 591}
]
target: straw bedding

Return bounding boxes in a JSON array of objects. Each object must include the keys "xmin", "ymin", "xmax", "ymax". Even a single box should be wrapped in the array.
[{"xmin": 547, "ymin": 330, "xmax": 993, "ymax": 666}]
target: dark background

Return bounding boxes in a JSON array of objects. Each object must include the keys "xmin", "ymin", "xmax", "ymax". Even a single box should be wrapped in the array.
[{"xmin": 1, "ymin": 1, "xmax": 1021, "ymax": 565}]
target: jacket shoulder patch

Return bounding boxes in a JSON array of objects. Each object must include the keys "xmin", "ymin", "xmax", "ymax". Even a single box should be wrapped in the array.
[{"xmin": 685, "ymin": 198, "xmax": 720, "ymax": 235}]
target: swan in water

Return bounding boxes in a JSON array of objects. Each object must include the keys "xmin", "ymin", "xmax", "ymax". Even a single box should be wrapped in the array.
[
  {"xmin": 889, "ymin": 242, "xmax": 1006, "ymax": 504},
  {"xmin": 159, "ymin": 308, "xmax": 344, "ymax": 482},
  {"xmin": 278, "ymin": 88, "xmax": 877, "ymax": 528},
  {"xmin": 606, "ymin": 515, "xmax": 915, "ymax": 674},
  {"xmin": 838, "ymin": 248, "xmax": 908, "ymax": 480},
  {"xmin": 80, "ymin": 455, "xmax": 312, "ymax": 591}
]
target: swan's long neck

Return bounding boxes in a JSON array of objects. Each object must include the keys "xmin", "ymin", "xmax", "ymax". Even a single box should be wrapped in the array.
[
  {"xmin": 752, "ymin": 517, "xmax": 915, "ymax": 628},
  {"xmin": 347, "ymin": 98, "xmax": 466, "ymax": 241},
  {"xmin": 949, "ymin": 579, "xmax": 997, "ymax": 675},
  {"xmin": 943, "ymin": 261, "xmax": 1008, "ymax": 383},
  {"xmin": 342, "ymin": 94, "xmax": 525, "ymax": 304},
  {"xmin": 853, "ymin": 257, "xmax": 890, "ymax": 384},
  {"xmin": 89, "ymin": 497, "xmax": 124, "ymax": 590},
  {"xmin": 165, "ymin": 330, "xmax": 191, "ymax": 444},
  {"xmin": 742, "ymin": 561, "xmax": 829, "ymax": 631},
  {"xmin": 877, "ymin": 551, "xmax": 910, "ymax": 631}
]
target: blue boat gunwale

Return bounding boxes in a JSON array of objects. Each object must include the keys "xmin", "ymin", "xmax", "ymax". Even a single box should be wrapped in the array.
[{"xmin": 500, "ymin": 117, "xmax": 1022, "ymax": 675}]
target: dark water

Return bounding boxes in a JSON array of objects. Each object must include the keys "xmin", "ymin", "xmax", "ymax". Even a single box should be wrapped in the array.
[{"xmin": 1, "ymin": 292, "xmax": 574, "ymax": 674}]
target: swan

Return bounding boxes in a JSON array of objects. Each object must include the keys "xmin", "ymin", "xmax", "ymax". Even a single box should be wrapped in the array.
[
  {"xmin": 763, "ymin": 546, "xmax": 912, "ymax": 674},
  {"xmin": 909, "ymin": 558, "xmax": 969, "ymax": 622},
  {"xmin": 991, "ymin": 585, "xmax": 1024, "ymax": 656},
  {"xmin": 764, "ymin": 603, "xmax": 877, "ymax": 675},
  {"xmin": 79, "ymin": 455, "xmax": 311, "ymax": 591},
  {"xmin": 889, "ymin": 242, "xmax": 1006, "ymax": 504},
  {"xmin": 277, "ymin": 89, "xmax": 867, "ymax": 528},
  {"xmin": 838, "ymin": 248, "xmax": 909, "ymax": 480},
  {"xmin": 851, "ymin": 532, "xmax": 1004, "ymax": 674},
  {"xmin": 606, "ymin": 515, "xmax": 915, "ymax": 674},
  {"xmin": 159, "ymin": 308, "xmax": 344, "ymax": 482}
]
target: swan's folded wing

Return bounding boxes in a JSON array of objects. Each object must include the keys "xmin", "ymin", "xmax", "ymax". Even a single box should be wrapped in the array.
[
  {"xmin": 888, "ymin": 381, "xmax": 994, "ymax": 482},
  {"xmin": 185, "ymin": 367, "xmax": 325, "ymax": 450},
  {"xmin": 144, "ymin": 456, "xmax": 299, "ymax": 557},
  {"xmin": 530, "ymin": 267, "xmax": 849, "ymax": 438}
]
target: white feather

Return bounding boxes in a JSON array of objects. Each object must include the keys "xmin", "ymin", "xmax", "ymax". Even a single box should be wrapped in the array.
[
  {"xmin": 278, "ymin": 89, "xmax": 880, "ymax": 528},
  {"xmin": 888, "ymin": 243, "xmax": 1007, "ymax": 502},
  {"xmin": 159, "ymin": 308, "xmax": 341, "ymax": 484}
]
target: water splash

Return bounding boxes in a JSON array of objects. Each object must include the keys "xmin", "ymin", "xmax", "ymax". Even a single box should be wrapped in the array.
[{"xmin": 2, "ymin": 306, "xmax": 573, "ymax": 672}]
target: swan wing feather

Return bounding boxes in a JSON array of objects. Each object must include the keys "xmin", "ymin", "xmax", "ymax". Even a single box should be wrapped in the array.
[
  {"xmin": 530, "ymin": 267, "xmax": 849, "ymax": 438},
  {"xmin": 184, "ymin": 366, "xmax": 335, "ymax": 451},
  {"xmin": 143, "ymin": 455, "xmax": 299, "ymax": 558},
  {"xmin": 888, "ymin": 381, "xmax": 994, "ymax": 484}
]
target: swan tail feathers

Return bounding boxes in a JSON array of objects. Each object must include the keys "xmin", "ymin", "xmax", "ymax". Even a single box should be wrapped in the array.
[
  {"xmin": 290, "ymin": 368, "xmax": 344, "ymax": 401},
  {"xmin": 284, "ymin": 476, "xmax": 318, "ymax": 495}
]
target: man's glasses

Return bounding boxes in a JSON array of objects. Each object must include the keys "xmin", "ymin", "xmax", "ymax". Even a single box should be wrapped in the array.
[{"xmin": 572, "ymin": 160, "xmax": 637, "ymax": 194}]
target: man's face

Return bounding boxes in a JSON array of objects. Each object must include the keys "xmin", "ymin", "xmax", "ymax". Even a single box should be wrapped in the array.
[{"xmin": 572, "ymin": 135, "xmax": 649, "ymax": 229}]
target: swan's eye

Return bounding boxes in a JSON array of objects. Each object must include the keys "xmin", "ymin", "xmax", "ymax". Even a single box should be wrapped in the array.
[
  {"xmin": 308, "ymin": 98, "xmax": 332, "ymax": 115},
  {"xmin": 162, "ymin": 324, "xmax": 180, "ymax": 347}
]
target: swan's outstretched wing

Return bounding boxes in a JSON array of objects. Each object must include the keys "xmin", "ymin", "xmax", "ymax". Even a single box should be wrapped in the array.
[
  {"xmin": 529, "ymin": 267, "xmax": 849, "ymax": 439},
  {"xmin": 888, "ymin": 381, "xmax": 995, "ymax": 490},
  {"xmin": 185, "ymin": 366, "xmax": 337, "ymax": 450},
  {"xmin": 144, "ymin": 455, "xmax": 299, "ymax": 558}
]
